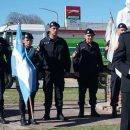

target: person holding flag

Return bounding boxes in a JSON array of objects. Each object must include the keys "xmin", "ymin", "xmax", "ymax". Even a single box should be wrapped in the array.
[
  {"xmin": 105, "ymin": 12, "xmax": 128, "ymax": 117},
  {"xmin": 11, "ymin": 24, "xmax": 39, "ymax": 126}
]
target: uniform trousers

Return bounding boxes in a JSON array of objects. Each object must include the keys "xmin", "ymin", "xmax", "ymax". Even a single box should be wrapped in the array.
[
  {"xmin": 110, "ymin": 71, "xmax": 121, "ymax": 107},
  {"xmin": 43, "ymin": 70, "xmax": 64, "ymax": 108},
  {"xmin": 78, "ymin": 76, "xmax": 98, "ymax": 107},
  {"xmin": 16, "ymin": 85, "xmax": 36, "ymax": 118},
  {"xmin": 0, "ymin": 71, "xmax": 5, "ymax": 110}
]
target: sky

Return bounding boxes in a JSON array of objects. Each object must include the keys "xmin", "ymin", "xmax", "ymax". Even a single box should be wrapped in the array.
[{"xmin": 0, "ymin": 0, "xmax": 125, "ymax": 27}]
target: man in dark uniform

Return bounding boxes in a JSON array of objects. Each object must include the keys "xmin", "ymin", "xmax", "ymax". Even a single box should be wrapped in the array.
[
  {"xmin": 39, "ymin": 21, "xmax": 71, "ymax": 121},
  {"xmin": 72, "ymin": 28, "xmax": 103, "ymax": 118},
  {"xmin": 113, "ymin": 30, "xmax": 130, "ymax": 130},
  {"xmin": 0, "ymin": 37, "xmax": 11, "ymax": 124},
  {"xmin": 105, "ymin": 23, "xmax": 128, "ymax": 118},
  {"xmin": 16, "ymin": 33, "xmax": 39, "ymax": 125}
]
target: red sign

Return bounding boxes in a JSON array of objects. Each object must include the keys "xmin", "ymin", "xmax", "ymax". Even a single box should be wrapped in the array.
[{"xmin": 65, "ymin": 6, "xmax": 80, "ymax": 19}]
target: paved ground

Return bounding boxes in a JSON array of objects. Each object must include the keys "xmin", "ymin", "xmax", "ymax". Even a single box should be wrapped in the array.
[
  {"xmin": 0, "ymin": 101, "xmax": 121, "ymax": 130},
  {"xmin": 1, "ymin": 78, "xmax": 120, "ymax": 130}
]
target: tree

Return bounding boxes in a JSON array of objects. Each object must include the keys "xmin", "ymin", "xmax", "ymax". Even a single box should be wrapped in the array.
[{"xmin": 6, "ymin": 12, "xmax": 44, "ymax": 24}]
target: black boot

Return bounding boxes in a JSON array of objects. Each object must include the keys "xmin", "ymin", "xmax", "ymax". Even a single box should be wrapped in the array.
[
  {"xmin": 28, "ymin": 118, "xmax": 38, "ymax": 125},
  {"xmin": 91, "ymin": 106, "xmax": 100, "ymax": 117},
  {"xmin": 0, "ymin": 100, "xmax": 7, "ymax": 124},
  {"xmin": 20, "ymin": 115, "xmax": 27, "ymax": 126},
  {"xmin": 57, "ymin": 107, "xmax": 68, "ymax": 121},
  {"xmin": 43, "ymin": 106, "xmax": 50, "ymax": 120},
  {"xmin": 111, "ymin": 106, "xmax": 117, "ymax": 118},
  {"xmin": 0, "ymin": 117, "xmax": 7, "ymax": 124},
  {"xmin": 78, "ymin": 105, "xmax": 84, "ymax": 118},
  {"xmin": 28, "ymin": 114, "xmax": 38, "ymax": 125},
  {"xmin": 0, "ymin": 110, "xmax": 7, "ymax": 124}
]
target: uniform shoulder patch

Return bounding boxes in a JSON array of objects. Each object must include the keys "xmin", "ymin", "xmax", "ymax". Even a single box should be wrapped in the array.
[{"xmin": 78, "ymin": 41, "xmax": 84, "ymax": 45}]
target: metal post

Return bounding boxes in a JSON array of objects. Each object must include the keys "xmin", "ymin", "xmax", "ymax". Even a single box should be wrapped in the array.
[{"xmin": 40, "ymin": 8, "xmax": 58, "ymax": 23}]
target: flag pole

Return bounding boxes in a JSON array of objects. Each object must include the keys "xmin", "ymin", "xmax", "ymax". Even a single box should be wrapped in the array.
[
  {"xmin": 29, "ymin": 96, "xmax": 34, "ymax": 120},
  {"xmin": 109, "ymin": 10, "xmax": 115, "ymax": 27}
]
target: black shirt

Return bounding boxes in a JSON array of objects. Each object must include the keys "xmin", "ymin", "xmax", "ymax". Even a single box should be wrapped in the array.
[
  {"xmin": 39, "ymin": 36, "xmax": 71, "ymax": 73},
  {"xmin": 73, "ymin": 41, "xmax": 103, "ymax": 76}
]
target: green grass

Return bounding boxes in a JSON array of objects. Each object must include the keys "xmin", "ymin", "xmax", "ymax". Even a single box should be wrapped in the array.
[
  {"xmin": 18, "ymin": 124, "xmax": 119, "ymax": 130},
  {"xmin": 4, "ymin": 88, "xmax": 105, "ymax": 104}
]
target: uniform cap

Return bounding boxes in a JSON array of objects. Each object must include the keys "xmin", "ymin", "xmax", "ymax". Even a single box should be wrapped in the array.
[
  {"xmin": 49, "ymin": 21, "xmax": 60, "ymax": 28},
  {"xmin": 84, "ymin": 28, "xmax": 95, "ymax": 35},
  {"xmin": 24, "ymin": 33, "xmax": 33, "ymax": 40},
  {"xmin": 117, "ymin": 23, "xmax": 128, "ymax": 30}
]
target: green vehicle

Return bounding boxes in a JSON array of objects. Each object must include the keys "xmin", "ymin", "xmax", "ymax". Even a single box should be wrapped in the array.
[{"xmin": 65, "ymin": 38, "xmax": 108, "ymax": 65}]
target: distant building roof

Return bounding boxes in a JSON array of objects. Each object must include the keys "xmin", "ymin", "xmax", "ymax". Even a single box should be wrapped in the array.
[
  {"xmin": 0, "ymin": 24, "xmax": 46, "ymax": 32},
  {"xmin": 65, "ymin": 22, "xmax": 107, "ymax": 31}
]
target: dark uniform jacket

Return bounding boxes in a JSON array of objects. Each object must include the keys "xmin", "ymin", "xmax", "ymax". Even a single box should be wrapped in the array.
[
  {"xmin": 26, "ymin": 46, "xmax": 41, "ymax": 70},
  {"xmin": 113, "ymin": 31, "xmax": 130, "ymax": 93},
  {"xmin": 73, "ymin": 41, "xmax": 103, "ymax": 78},
  {"xmin": 39, "ymin": 36, "xmax": 71, "ymax": 74},
  {"xmin": 0, "ymin": 37, "xmax": 11, "ymax": 73}
]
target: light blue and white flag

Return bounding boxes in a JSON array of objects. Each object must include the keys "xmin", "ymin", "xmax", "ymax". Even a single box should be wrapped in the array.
[{"xmin": 11, "ymin": 24, "xmax": 36, "ymax": 105}]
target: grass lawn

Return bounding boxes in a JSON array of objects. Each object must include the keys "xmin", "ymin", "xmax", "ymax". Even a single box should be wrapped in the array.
[
  {"xmin": 12, "ymin": 125, "xmax": 119, "ymax": 130},
  {"xmin": 29, "ymin": 125, "xmax": 119, "ymax": 130},
  {"xmin": 4, "ymin": 88, "xmax": 106, "ymax": 104}
]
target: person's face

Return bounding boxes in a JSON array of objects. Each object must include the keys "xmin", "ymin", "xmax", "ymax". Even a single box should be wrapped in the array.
[
  {"xmin": 23, "ymin": 38, "xmax": 33, "ymax": 48},
  {"xmin": 49, "ymin": 26, "xmax": 59, "ymax": 37},
  {"xmin": 117, "ymin": 28, "xmax": 127, "ymax": 35},
  {"xmin": 84, "ymin": 34, "xmax": 94, "ymax": 43}
]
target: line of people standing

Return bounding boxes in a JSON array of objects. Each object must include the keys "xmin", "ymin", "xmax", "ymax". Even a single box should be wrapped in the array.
[{"xmin": 1, "ymin": 21, "xmax": 119, "ymax": 126}]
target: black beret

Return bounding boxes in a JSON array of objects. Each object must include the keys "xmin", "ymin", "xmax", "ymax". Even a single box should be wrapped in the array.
[
  {"xmin": 118, "ymin": 23, "xmax": 128, "ymax": 30},
  {"xmin": 84, "ymin": 28, "xmax": 95, "ymax": 35},
  {"xmin": 49, "ymin": 21, "xmax": 60, "ymax": 28},
  {"xmin": 24, "ymin": 33, "xmax": 33, "ymax": 40}
]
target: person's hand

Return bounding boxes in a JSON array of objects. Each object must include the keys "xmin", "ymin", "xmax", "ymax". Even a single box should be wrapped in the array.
[
  {"xmin": 72, "ymin": 51, "xmax": 77, "ymax": 58},
  {"xmin": 74, "ymin": 72, "xmax": 79, "ymax": 78},
  {"xmin": 64, "ymin": 72, "xmax": 70, "ymax": 77},
  {"xmin": 105, "ymin": 46, "xmax": 109, "ymax": 51},
  {"xmin": 5, "ymin": 73, "xmax": 13, "ymax": 89},
  {"xmin": 36, "ymin": 47, "xmax": 40, "ymax": 52}
]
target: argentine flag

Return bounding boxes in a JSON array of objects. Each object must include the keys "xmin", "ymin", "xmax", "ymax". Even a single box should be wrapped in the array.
[{"xmin": 11, "ymin": 24, "xmax": 36, "ymax": 105}]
